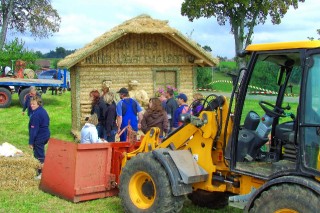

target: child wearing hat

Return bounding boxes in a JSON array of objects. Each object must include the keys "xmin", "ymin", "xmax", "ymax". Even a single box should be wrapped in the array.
[{"xmin": 172, "ymin": 93, "xmax": 190, "ymax": 129}]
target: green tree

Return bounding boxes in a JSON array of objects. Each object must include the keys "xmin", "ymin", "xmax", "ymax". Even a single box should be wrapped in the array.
[
  {"xmin": 43, "ymin": 47, "xmax": 75, "ymax": 58},
  {"xmin": 35, "ymin": 51, "xmax": 43, "ymax": 58},
  {"xmin": 250, "ymin": 61, "xmax": 279, "ymax": 91},
  {"xmin": 52, "ymin": 58, "xmax": 60, "ymax": 69},
  {"xmin": 308, "ymin": 29, "xmax": 320, "ymax": 40},
  {"xmin": 0, "ymin": 37, "xmax": 39, "ymax": 70},
  {"xmin": 197, "ymin": 67, "xmax": 213, "ymax": 89},
  {"xmin": 55, "ymin": 47, "xmax": 66, "ymax": 58},
  {"xmin": 181, "ymin": 0, "xmax": 305, "ymax": 67},
  {"xmin": 202, "ymin": 45, "xmax": 212, "ymax": 52},
  {"xmin": 217, "ymin": 55, "xmax": 228, "ymax": 62},
  {"xmin": 0, "ymin": 0, "xmax": 61, "ymax": 50},
  {"xmin": 218, "ymin": 61, "xmax": 237, "ymax": 73}
]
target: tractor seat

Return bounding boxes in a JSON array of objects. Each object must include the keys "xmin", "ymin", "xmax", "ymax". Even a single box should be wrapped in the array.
[
  {"xmin": 275, "ymin": 121, "xmax": 295, "ymax": 144},
  {"xmin": 275, "ymin": 121, "xmax": 297, "ymax": 161}
]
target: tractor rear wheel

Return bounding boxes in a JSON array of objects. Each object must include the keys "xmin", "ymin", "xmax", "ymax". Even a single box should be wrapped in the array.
[
  {"xmin": 249, "ymin": 184, "xmax": 319, "ymax": 213},
  {"xmin": 119, "ymin": 152, "xmax": 185, "ymax": 213},
  {"xmin": 19, "ymin": 87, "xmax": 41, "ymax": 106},
  {"xmin": 187, "ymin": 189, "xmax": 229, "ymax": 209},
  {"xmin": 19, "ymin": 87, "xmax": 30, "ymax": 106},
  {"xmin": 0, "ymin": 87, "xmax": 12, "ymax": 108}
]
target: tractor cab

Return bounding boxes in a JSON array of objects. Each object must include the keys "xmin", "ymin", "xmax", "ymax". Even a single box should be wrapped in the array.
[{"xmin": 228, "ymin": 41, "xmax": 320, "ymax": 181}]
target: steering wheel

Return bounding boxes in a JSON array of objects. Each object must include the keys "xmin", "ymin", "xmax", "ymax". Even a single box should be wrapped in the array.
[{"xmin": 259, "ymin": 101, "xmax": 286, "ymax": 118}]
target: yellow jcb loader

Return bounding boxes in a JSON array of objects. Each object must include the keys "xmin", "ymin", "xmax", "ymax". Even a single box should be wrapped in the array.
[{"xmin": 118, "ymin": 40, "xmax": 320, "ymax": 213}]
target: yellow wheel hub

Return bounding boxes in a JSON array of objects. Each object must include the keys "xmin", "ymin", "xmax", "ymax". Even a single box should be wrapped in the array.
[
  {"xmin": 129, "ymin": 171, "xmax": 156, "ymax": 209},
  {"xmin": 274, "ymin": 209, "xmax": 299, "ymax": 213}
]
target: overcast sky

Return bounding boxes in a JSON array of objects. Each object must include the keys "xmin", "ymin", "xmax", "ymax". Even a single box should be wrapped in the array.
[{"xmin": 7, "ymin": 0, "xmax": 320, "ymax": 59}]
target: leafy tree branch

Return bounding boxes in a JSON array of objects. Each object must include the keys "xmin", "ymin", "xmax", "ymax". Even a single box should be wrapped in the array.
[
  {"xmin": 0, "ymin": 0, "xmax": 61, "ymax": 49},
  {"xmin": 181, "ymin": 0, "xmax": 305, "ymax": 68}
]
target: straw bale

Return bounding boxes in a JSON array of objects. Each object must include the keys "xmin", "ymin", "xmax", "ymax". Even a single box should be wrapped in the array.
[
  {"xmin": 0, "ymin": 179, "xmax": 39, "ymax": 191},
  {"xmin": 0, "ymin": 154, "xmax": 41, "ymax": 191},
  {"xmin": 24, "ymin": 69, "xmax": 35, "ymax": 79},
  {"xmin": 80, "ymin": 102, "xmax": 91, "ymax": 107},
  {"xmin": 81, "ymin": 106, "xmax": 91, "ymax": 110},
  {"xmin": 81, "ymin": 111, "xmax": 91, "ymax": 117}
]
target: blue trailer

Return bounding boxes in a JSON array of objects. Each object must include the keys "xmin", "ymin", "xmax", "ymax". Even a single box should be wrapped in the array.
[{"xmin": 0, "ymin": 69, "xmax": 68, "ymax": 108}]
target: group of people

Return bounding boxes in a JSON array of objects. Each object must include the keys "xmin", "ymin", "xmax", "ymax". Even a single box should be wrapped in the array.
[
  {"xmin": 81, "ymin": 86, "xmax": 143, "ymax": 143},
  {"xmin": 162, "ymin": 89, "xmax": 204, "ymax": 132},
  {"xmin": 21, "ymin": 83, "xmax": 204, "ymax": 179},
  {"xmin": 81, "ymin": 88, "xmax": 118, "ymax": 143},
  {"xmin": 82, "ymin": 83, "xmax": 204, "ymax": 143}
]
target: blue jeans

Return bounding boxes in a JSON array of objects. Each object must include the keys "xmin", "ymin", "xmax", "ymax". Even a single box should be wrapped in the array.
[
  {"xmin": 106, "ymin": 130, "xmax": 117, "ymax": 142},
  {"xmin": 96, "ymin": 124, "xmax": 105, "ymax": 139},
  {"xmin": 33, "ymin": 139, "xmax": 48, "ymax": 164}
]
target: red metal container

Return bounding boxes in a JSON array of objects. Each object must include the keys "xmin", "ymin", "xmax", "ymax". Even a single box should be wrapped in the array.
[{"xmin": 40, "ymin": 138, "xmax": 139, "ymax": 202}]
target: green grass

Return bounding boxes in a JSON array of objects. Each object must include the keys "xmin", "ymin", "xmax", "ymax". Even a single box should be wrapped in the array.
[
  {"xmin": 0, "ymin": 92, "xmax": 73, "ymax": 152},
  {"xmin": 0, "ymin": 92, "xmax": 241, "ymax": 213},
  {"xmin": 0, "ymin": 188, "xmax": 237, "ymax": 213},
  {"xmin": 241, "ymin": 99, "xmax": 298, "ymax": 123},
  {"xmin": 209, "ymin": 69, "xmax": 301, "ymax": 97},
  {"xmin": 219, "ymin": 61, "xmax": 237, "ymax": 71},
  {"xmin": 210, "ymin": 71, "xmax": 234, "ymax": 92}
]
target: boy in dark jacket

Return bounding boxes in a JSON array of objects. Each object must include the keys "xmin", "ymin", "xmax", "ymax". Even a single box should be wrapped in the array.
[{"xmin": 165, "ymin": 88, "xmax": 178, "ymax": 132}]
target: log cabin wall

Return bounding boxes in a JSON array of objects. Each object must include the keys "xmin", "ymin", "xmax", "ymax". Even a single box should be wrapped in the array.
[{"xmin": 70, "ymin": 34, "xmax": 196, "ymax": 131}]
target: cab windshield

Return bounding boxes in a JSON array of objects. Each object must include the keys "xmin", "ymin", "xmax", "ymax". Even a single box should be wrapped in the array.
[{"xmin": 234, "ymin": 51, "xmax": 301, "ymax": 177}]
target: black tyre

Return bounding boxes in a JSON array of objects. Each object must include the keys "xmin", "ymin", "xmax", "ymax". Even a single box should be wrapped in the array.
[
  {"xmin": 19, "ymin": 87, "xmax": 30, "ymax": 106},
  {"xmin": 187, "ymin": 189, "xmax": 230, "ymax": 209},
  {"xmin": 119, "ymin": 152, "xmax": 185, "ymax": 213},
  {"xmin": 250, "ymin": 184, "xmax": 319, "ymax": 213},
  {"xmin": 0, "ymin": 87, "xmax": 12, "ymax": 108},
  {"xmin": 19, "ymin": 88, "xmax": 41, "ymax": 106}
]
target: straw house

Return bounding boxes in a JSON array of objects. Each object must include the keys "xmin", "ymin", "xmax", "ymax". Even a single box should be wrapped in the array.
[{"xmin": 58, "ymin": 14, "xmax": 218, "ymax": 132}]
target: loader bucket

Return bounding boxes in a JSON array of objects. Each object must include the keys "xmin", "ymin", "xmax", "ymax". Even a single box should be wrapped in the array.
[{"xmin": 39, "ymin": 138, "xmax": 139, "ymax": 202}]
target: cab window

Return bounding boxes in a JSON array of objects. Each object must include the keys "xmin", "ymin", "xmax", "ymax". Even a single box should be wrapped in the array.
[{"xmin": 303, "ymin": 54, "xmax": 320, "ymax": 171}]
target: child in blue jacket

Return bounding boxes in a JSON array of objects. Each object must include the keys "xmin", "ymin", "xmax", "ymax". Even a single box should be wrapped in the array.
[{"xmin": 173, "ymin": 93, "xmax": 191, "ymax": 129}]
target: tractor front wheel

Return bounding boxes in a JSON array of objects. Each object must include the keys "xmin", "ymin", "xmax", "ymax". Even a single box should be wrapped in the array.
[
  {"xmin": 119, "ymin": 152, "xmax": 185, "ymax": 213},
  {"xmin": 249, "ymin": 184, "xmax": 319, "ymax": 213}
]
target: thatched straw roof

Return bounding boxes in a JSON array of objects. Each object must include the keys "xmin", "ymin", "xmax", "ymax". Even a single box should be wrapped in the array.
[{"xmin": 58, "ymin": 14, "xmax": 218, "ymax": 68}]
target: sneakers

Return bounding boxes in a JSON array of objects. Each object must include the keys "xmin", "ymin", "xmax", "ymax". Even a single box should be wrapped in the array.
[{"xmin": 35, "ymin": 173, "xmax": 42, "ymax": 180}]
